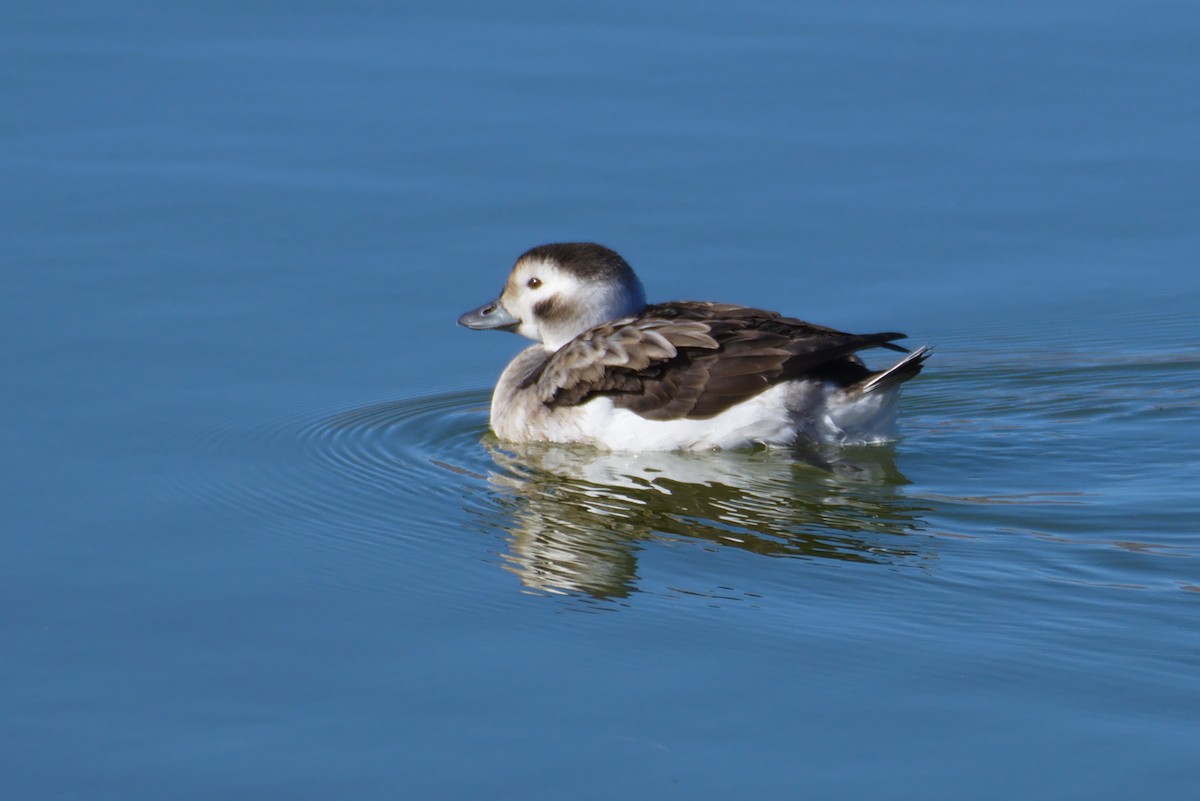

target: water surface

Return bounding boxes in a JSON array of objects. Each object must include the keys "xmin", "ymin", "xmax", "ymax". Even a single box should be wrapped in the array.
[{"xmin": 5, "ymin": 1, "xmax": 1199, "ymax": 798}]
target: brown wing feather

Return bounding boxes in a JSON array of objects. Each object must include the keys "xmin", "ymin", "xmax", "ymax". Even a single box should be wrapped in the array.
[
  {"xmin": 537, "ymin": 301, "xmax": 909, "ymax": 420},
  {"xmin": 533, "ymin": 317, "xmax": 718, "ymax": 406}
]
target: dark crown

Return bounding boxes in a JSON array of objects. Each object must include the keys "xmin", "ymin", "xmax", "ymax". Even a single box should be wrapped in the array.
[{"xmin": 517, "ymin": 242, "xmax": 636, "ymax": 284}]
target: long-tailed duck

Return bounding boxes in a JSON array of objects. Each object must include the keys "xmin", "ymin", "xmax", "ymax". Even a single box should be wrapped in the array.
[{"xmin": 458, "ymin": 243, "xmax": 928, "ymax": 451}]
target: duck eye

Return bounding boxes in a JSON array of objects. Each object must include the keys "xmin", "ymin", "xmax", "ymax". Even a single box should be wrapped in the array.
[{"xmin": 526, "ymin": 277, "xmax": 542, "ymax": 289}]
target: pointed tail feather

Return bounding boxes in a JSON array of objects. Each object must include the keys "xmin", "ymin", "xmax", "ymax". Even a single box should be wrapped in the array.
[{"xmin": 852, "ymin": 346, "xmax": 931, "ymax": 396}]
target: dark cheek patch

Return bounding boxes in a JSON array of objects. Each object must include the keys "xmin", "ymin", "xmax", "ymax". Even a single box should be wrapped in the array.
[{"xmin": 533, "ymin": 295, "xmax": 572, "ymax": 325}]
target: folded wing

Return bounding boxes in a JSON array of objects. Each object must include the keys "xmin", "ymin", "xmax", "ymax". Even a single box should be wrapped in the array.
[{"xmin": 531, "ymin": 302, "xmax": 912, "ymax": 421}]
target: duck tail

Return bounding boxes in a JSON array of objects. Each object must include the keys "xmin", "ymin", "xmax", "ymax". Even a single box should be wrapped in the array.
[{"xmin": 851, "ymin": 346, "xmax": 931, "ymax": 396}]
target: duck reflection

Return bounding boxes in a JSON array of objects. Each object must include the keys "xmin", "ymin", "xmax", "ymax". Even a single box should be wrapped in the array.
[{"xmin": 477, "ymin": 439, "xmax": 931, "ymax": 599}]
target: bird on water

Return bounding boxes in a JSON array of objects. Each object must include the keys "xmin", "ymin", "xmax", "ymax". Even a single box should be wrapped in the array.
[{"xmin": 459, "ymin": 243, "xmax": 928, "ymax": 451}]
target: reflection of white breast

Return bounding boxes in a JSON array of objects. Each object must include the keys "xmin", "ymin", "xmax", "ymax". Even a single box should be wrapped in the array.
[{"xmin": 481, "ymin": 437, "xmax": 923, "ymax": 598}]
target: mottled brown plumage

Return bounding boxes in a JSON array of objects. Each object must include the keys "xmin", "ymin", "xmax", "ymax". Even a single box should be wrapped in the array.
[{"xmin": 524, "ymin": 301, "xmax": 919, "ymax": 421}]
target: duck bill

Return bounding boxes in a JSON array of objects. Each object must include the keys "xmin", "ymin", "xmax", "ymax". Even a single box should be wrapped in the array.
[{"xmin": 458, "ymin": 298, "xmax": 520, "ymax": 331}]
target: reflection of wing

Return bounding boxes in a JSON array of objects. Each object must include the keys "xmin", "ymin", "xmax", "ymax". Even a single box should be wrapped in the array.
[{"xmin": 532, "ymin": 301, "xmax": 911, "ymax": 421}]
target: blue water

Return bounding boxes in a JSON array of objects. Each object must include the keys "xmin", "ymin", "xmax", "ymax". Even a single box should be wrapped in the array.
[{"xmin": 5, "ymin": 1, "xmax": 1199, "ymax": 798}]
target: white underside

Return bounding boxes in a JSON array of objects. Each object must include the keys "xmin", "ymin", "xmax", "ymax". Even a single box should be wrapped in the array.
[{"xmin": 491, "ymin": 368, "xmax": 902, "ymax": 452}]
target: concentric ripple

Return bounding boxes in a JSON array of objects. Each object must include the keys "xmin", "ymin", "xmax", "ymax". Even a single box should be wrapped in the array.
[
  {"xmin": 295, "ymin": 389, "xmax": 496, "ymax": 499},
  {"xmin": 154, "ymin": 388, "xmax": 500, "ymax": 581}
]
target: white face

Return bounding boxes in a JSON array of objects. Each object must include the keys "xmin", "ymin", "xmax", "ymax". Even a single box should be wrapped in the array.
[
  {"xmin": 497, "ymin": 257, "xmax": 644, "ymax": 350},
  {"xmin": 498, "ymin": 258, "xmax": 573, "ymax": 343}
]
